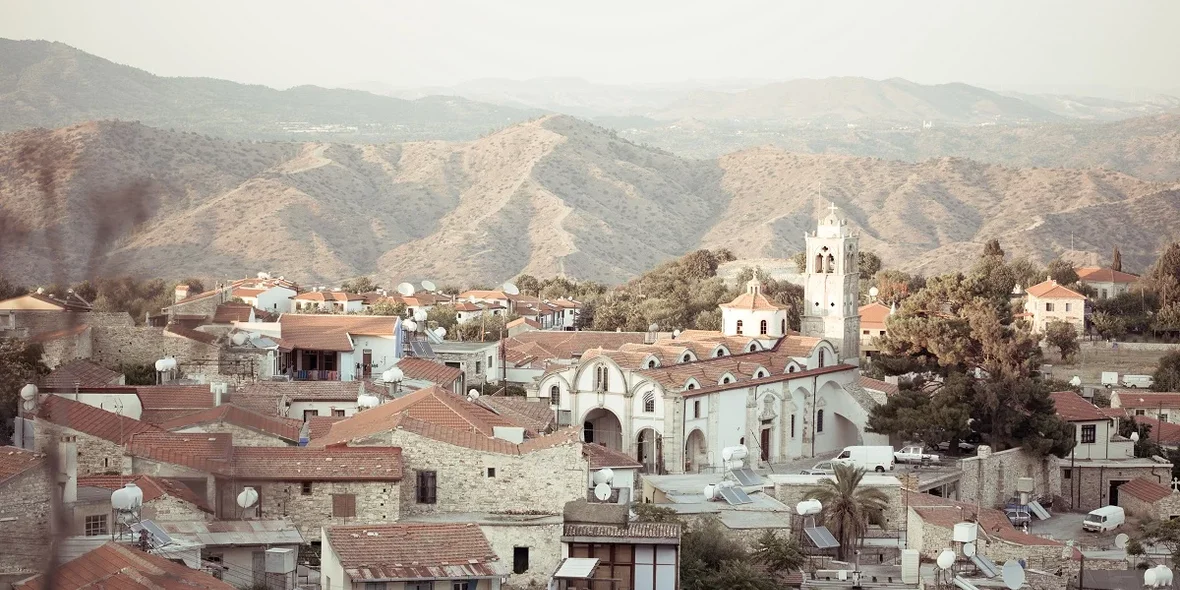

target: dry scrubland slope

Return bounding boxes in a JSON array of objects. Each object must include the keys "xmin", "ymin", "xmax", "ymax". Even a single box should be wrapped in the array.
[{"xmin": 0, "ymin": 115, "xmax": 1177, "ymax": 285}]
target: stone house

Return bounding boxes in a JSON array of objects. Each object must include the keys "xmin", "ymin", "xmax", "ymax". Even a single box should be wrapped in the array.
[
  {"xmin": 1077, "ymin": 266, "xmax": 1138, "ymax": 301},
  {"xmin": 1117, "ymin": 477, "xmax": 1180, "ymax": 521},
  {"xmin": 72, "ymin": 474, "xmax": 213, "ymax": 537},
  {"xmin": 1132, "ymin": 416, "xmax": 1180, "ymax": 448},
  {"xmin": 1022, "ymin": 279, "xmax": 1086, "ymax": 334},
  {"xmin": 1051, "ymin": 390, "xmax": 1172, "ymax": 511},
  {"xmin": 162, "ymin": 285, "xmax": 232, "ymax": 323},
  {"xmin": 432, "ymin": 339, "xmax": 502, "ymax": 386},
  {"xmin": 0, "ymin": 446, "xmax": 50, "ymax": 574},
  {"xmin": 31, "ymin": 395, "xmax": 160, "ymax": 476},
  {"xmin": 958, "ymin": 445, "xmax": 1061, "ymax": 510},
  {"xmin": 1112, "ymin": 391, "xmax": 1180, "ymax": 425},
  {"xmin": 560, "ymin": 501, "xmax": 682, "ymax": 590},
  {"xmin": 321, "ymin": 522, "xmax": 508, "ymax": 590},
  {"xmin": 157, "ymin": 403, "xmax": 305, "ymax": 446},
  {"xmin": 158, "ymin": 520, "xmax": 304, "ymax": 589},
  {"xmin": 233, "ymin": 380, "xmax": 386, "ymax": 421}
]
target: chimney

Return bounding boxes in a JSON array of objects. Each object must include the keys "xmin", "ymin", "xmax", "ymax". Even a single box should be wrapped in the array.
[
  {"xmin": 174, "ymin": 284, "xmax": 191, "ymax": 303},
  {"xmin": 58, "ymin": 438, "xmax": 78, "ymax": 504}
]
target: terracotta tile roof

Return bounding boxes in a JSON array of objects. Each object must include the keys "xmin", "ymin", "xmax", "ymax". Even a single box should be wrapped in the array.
[
  {"xmin": 1025, "ymin": 279, "xmax": 1086, "ymax": 299},
  {"xmin": 458, "ymin": 290, "xmax": 508, "ymax": 300},
  {"xmin": 1077, "ymin": 267, "xmax": 1139, "ymax": 284},
  {"xmin": 27, "ymin": 323, "xmax": 90, "ymax": 344},
  {"xmin": 453, "ymin": 301, "xmax": 483, "ymax": 312},
  {"xmin": 858, "ymin": 376, "xmax": 900, "ymax": 397},
  {"xmin": 311, "ymin": 386, "xmax": 523, "ymax": 446},
  {"xmin": 563, "ymin": 523, "xmax": 682, "ymax": 540},
  {"xmin": 549, "ymin": 298, "xmax": 582, "ymax": 309},
  {"xmin": 157, "ymin": 404, "xmax": 303, "ymax": 442},
  {"xmin": 77, "ymin": 474, "xmax": 212, "ymax": 512},
  {"xmin": 325, "ymin": 523, "xmax": 503, "ymax": 581},
  {"xmin": 231, "ymin": 287, "xmax": 266, "ymax": 298},
  {"xmin": 1099, "ymin": 406, "xmax": 1127, "ymax": 419},
  {"xmin": 476, "ymin": 397, "xmax": 556, "ymax": 434},
  {"xmin": 212, "ymin": 303, "xmax": 254, "ymax": 324},
  {"xmin": 634, "ymin": 340, "xmax": 815, "ymax": 392},
  {"xmin": 0, "ymin": 292, "xmax": 92, "ymax": 312},
  {"xmin": 44, "ymin": 359, "xmax": 122, "ymax": 388},
  {"xmin": 582, "ymin": 348, "xmax": 660, "ymax": 370},
  {"xmin": 230, "ymin": 446, "xmax": 402, "ymax": 481},
  {"xmin": 394, "ymin": 357, "xmax": 463, "ymax": 388},
  {"xmin": 507, "ymin": 317, "xmax": 542, "ymax": 329},
  {"xmin": 859, "ymin": 302, "xmax": 892, "ymax": 330},
  {"xmin": 164, "ymin": 324, "xmax": 218, "ymax": 344},
  {"xmin": 136, "ymin": 386, "xmax": 217, "ymax": 424},
  {"xmin": 293, "ymin": 291, "xmax": 364, "ymax": 302},
  {"xmin": 1119, "ymin": 477, "xmax": 1173, "ymax": 503},
  {"xmin": 1116, "ymin": 391, "xmax": 1180, "ymax": 409},
  {"xmin": 719, "ymin": 290, "xmax": 786, "ymax": 311},
  {"xmin": 617, "ymin": 343, "xmax": 695, "ymax": 366},
  {"xmin": 39, "ymin": 395, "xmax": 160, "ymax": 443},
  {"xmin": 1051, "ymin": 391, "xmax": 1110, "ymax": 422},
  {"xmin": 238, "ymin": 381, "xmax": 381, "ymax": 401},
  {"xmin": 125, "ymin": 431, "xmax": 234, "ymax": 472},
  {"xmin": 231, "ymin": 392, "xmax": 284, "ymax": 416},
  {"xmin": 166, "ymin": 287, "xmax": 227, "ymax": 307},
  {"xmin": 397, "ymin": 417, "xmax": 581, "ymax": 455},
  {"xmin": 13, "ymin": 541, "xmax": 234, "ymax": 590},
  {"xmin": 1132, "ymin": 416, "xmax": 1180, "ymax": 445},
  {"xmin": 903, "ymin": 490, "xmax": 1062, "ymax": 547},
  {"xmin": 277, "ymin": 314, "xmax": 399, "ymax": 351},
  {"xmin": 307, "ymin": 415, "xmax": 346, "ymax": 439},
  {"xmin": 582, "ymin": 443, "xmax": 642, "ymax": 469},
  {"xmin": 504, "ymin": 331, "xmax": 649, "ymax": 365},
  {"xmin": 679, "ymin": 364, "xmax": 855, "ymax": 398},
  {"xmin": 0, "ymin": 446, "xmax": 44, "ymax": 483}
]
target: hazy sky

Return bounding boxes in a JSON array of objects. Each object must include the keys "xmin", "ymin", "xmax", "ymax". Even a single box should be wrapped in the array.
[{"xmin": 3, "ymin": 0, "xmax": 1178, "ymax": 94}]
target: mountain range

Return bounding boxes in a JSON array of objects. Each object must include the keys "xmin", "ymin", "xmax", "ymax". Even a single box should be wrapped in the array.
[{"xmin": 1, "ymin": 116, "xmax": 1177, "ymax": 286}]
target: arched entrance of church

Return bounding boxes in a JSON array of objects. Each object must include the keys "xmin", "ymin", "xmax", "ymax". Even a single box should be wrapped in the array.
[
  {"xmin": 830, "ymin": 412, "xmax": 860, "ymax": 451},
  {"xmin": 685, "ymin": 429, "xmax": 707, "ymax": 473},
  {"xmin": 582, "ymin": 408, "xmax": 622, "ymax": 450},
  {"xmin": 636, "ymin": 428, "xmax": 664, "ymax": 474}
]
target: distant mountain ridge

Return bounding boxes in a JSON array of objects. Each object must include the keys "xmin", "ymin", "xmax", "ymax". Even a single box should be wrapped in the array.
[{"xmin": 1, "ymin": 116, "xmax": 1176, "ymax": 286}]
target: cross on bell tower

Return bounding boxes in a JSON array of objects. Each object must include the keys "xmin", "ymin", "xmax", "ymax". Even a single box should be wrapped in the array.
[{"xmin": 801, "ymin": 203, "xmax": 861, "ymax": 364}]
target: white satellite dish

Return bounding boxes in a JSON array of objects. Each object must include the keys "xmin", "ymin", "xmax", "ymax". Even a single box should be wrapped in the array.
[
  {"xmin": 1001, "ymin": 561, "xmax": 1025, "ymax": 590},
  {"xmin": 1114, "ymin": 533, "xmax": 1129, "ymax": 549},
  {"xmin": 421, "ymin": 280, "xmax": 437, "ymax": 292},
  {"xmin": 869, "ymin": 286, "xmax": 880, "ymax": 298},
  {"xmin": 155, "ymin": 359, "xmax": 167, "ymax": 371},
  {"xmin": 593, "ymin": 482, "xmax": 612, "ymax": 501},
  {"xmin": 936, "ymin": 549, "xmax": 955, "ymax": 570},
  {"xmin": 648, "ymin": 323, "xmax": 659, "ymax": 332},
  {"xmin": 413, "ymin": 309, "xmax": 428, "ymax": 322},
  {"xmin": 502, "ymin": 282, "xmax": 520, "ymax": 296},
  {"xmin": 1131, "ymin": 431, "xmax": 1141, "ymax": 442},
  {"xmin": 237, "ymin": 487, "xmax": 259, "ymax": 509},
  {"xmin": 672, "ymin": 329, "xmax": 681, "ymax": 338},
  {"xmin": 795, "ymin": 499, "xmax": 822, "ymax": 516},
  {"xmin": 231, "ymin": 332, "xmax": 248, "ymax": 346},
  {"xmin": 111, "ymin": 482, "xmax": 143, "ymax": 511},
  {"xmin": 434, "ymin": 327, "xmax": 447, "ymax": 338},
  {"xmin": 469, "ymin": 389, "xmax": 480, "ymax": 397},
  {"xmin": 468, "ymin": 390, "xmax": 480, "ymax": 401},
  {"xmin": 397, "ymin": 282, "xmax": 416, "ymax": 297},
  {"xmin": 592, "ymin": 468, "xmax": 614, "ymax": 486},
  {"xmin": 20, "ymin": 384, "xmax": 38, "ymax": 402},
  {"xmin": 963, "ymin": 542, "xmax": 976, "ymax": 557},
  {"xmin": 404, "ymin": 319, "xmax": 418, "ymax": 332}
]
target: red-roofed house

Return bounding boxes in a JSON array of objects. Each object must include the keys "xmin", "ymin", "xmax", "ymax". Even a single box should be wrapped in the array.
[
  {"xmin": 43, "ymin": 359, "xmax": 125, "ymax": 388},
  {"xmin": 14, "ymin": 542, "xmax": 233, "ymax": 590},
  {"xmin": 270, "ymin": 314, "xmax": 402, "ymax": 382},
  {"xmin": 73, "ymin": 474, "xmax": 212, "ymax": 535},
  {"xmin": 1077, "ymin": 266, "xmax": 1138, "ymax": 300},
  {"xmin": 1118, "ymin": 477, "xmax": 1180, "ymax": 520},
  {"xmin": 393, "ymin": 357, "xmax": 465, "ymax": 395},
  {"xmin": 905, "ymin": 490, "xmax": 1062, "ymax": 571},
  {"xmin": 33, "ymin": 395, "xmax": 161, "ymax": 476},
  {"xmin": 157, "ymin": 404, "xmax": 305, "ymax": 446},
  {"xmin": 1112, "ymin": 391, "xmax": 1180, "ymax": 425},
  {"xmin": 858, "ymin": 301, "xmax": 892, "ymax": 359},
  {"xmin": 1023, "ymin": 279, "xmax": 1086, "ymax": 334},
  {"xmin": 0, "ymin": 446, "xmax": 50, "ymax": 573},
  {"xmin": 231, "ymin": 282, "xmax": 297, "ymax": 314},
  {"xmin": 292, "ymin": 290, "xmax": 364, "ymax": 313},
  {"xmin": 321, "ymin": 523, "xmax": 508, "ymax": 590}
]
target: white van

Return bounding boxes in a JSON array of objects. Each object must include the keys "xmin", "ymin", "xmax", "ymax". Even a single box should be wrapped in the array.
[
  {"xmin": 1082, "ymin": 505, "xmax": 1125, "ymax": 532},
  {"xmin": 1101, "ymin": 372, "xmax": 1119, "ymax": 388},
  {"xmin": 1122, "ymin": 375, "xmax": 1155, "ymax": 389},
  {"xmin": 833, "ymin": 446, "xmax": 895, "ymax": 472}
]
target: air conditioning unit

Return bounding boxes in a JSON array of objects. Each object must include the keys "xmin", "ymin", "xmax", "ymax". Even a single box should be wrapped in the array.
[{"xmin": 265, "ymin": 548, "xmax": 296, "ymax": 574}]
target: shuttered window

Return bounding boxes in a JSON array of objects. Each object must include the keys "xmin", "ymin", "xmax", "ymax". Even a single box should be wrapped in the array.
[
  {"xmin": 417, "ymin": 471, "xmax": 437, "ymax": 504},
  {"xmin": 332, "ymin": 493, "xmax": 356, "ymax": 518}
]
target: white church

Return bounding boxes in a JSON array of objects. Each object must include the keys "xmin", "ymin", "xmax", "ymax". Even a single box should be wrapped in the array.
[{"xmin": 533, "ymin": 207, "xmax": 889, "ymax": 474}]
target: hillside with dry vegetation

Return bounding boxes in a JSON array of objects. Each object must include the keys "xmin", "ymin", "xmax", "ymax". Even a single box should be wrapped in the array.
[{"xmin": 1, "ymin": 115, "xmax": 1177, "ymax": 285}]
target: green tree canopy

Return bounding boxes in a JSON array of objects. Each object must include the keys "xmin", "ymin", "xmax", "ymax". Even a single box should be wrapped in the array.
[
  {"xmin": 1046, "ymin": 259, "xmax": 1080, "ymax": 286},
  {"xmin": 0, "ymin": 339, "xmax": 49, "ymax": 444},
  {"xmin": 367, "ymin": 300, "xmax": 406, "ymax": 317},
  {"xmin": 1043, "ymin": 320, "xmax": 1079, "ymax": 362},
  {"xmin": 858, "ymin": 250, "xmax": 883, "ymax": 278},
  {"xmin": 866, "ymin": 387, "xmax": 971, "ymax": 448},
  {"xmin": 340, "ymin": 276, "xmax": 377, "ymax": 293},
  {"xmin": 1153, "ymin": 351, "xmax": 1180, "ymax": 392},
  {"xmin": 982, "ymin": 239, "xmax": 1005, "ymax": 258}
]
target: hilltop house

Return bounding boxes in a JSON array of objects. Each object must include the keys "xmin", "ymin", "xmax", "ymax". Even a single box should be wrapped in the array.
[
  {"xmin": 1112, "ymin": 391, "xmax": 1180, "ymax": 424},
  {"xmin": 858, "ymin": 301, "xmax": 892, "ymax": 360},
  {"xmin": 292, "ymin": 290, "xmax": 364, "ymax": 313},
  {"xmin": 1023, "ymin": 279, "xmax": 1086, "ymax": 334},
  {"xmin": 1077, "ymin": 266, "xmax": 1138, "ymax": 300},
  {"xmin": 237, "ymin": 314, "xmax": 402, "ymax": 381}
]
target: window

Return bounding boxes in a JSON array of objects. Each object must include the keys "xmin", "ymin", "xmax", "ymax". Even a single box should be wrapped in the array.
[
  {"xmin": 1065, "ymin": 303, "xmax": 1072, "ymax": 312},
  {"xmin": 332, "ymin": 494, "xmax": 356, "ymax": 518},
  {"xmin": 365, "ymin": 583, "xmax": 385, "ymax": 590},
  {"xmin": 488, "ymin": 355, "xmax": 494, "ymax": 369},
  {"xmin": 405, "ymin": 584, "xmax": 430, "ymax": 590},
  {"xmin": 595, "ymin": 365, "xmax": 609, "ymax": 390},
  {"xmin": 643, "ymin": 392, "xmax": 655, "ymax": 413},
  {"xmin": 475, "ymin": 360, "xmax": 482, "ymax": 373},
  {"xmin": 1064, "ymin": 468, "xmax": 1072, "ymax": 480},
  {"xmin": 721, "ymin": 376, "xmax": 731, "ymax": 384},
  {"xmin": 1080, "ymin": 424, "xmax": 1096, "ymax": 444},
  {"xmin": 487, "ymin": 467, "xmax": 496, "ymax": 478},
  {"xmin": 1101, "ymin": 289, "xmax": 1109, "ymax": 299},
  {"xmin": 686, "ymin": 383, "xmax": 696, "ymax": 390},
  {"xmin": 790, "ymin": 414, "xmax": 796, "ymax": 438},
  {"xmin": 301, "ymin": 481, "xmax": 312, "ymax": 495},
  {"xmin": 85, "ymin": 515, "xmax": 108, "ymax": 536},
  {"xmin": 863, "ymin": 330, "xmax": 870, "ymax": 335},
  {"xmin": 736, "ymin": 319, "xmax": 743, "ymax": 335},
  {"xmin": 303, "ymin": 409, "xmax": 318, "ymax": 421},
  {"xmin": 332, "ymin": 409, "xmax": 345, "ymax": 417},
  {"xmin": 513, "ymin": 546, "xmax": 530, "ymax": 574},
  {"xmin": 788, "ymin": 365, "xmax": 797, "ymax": 373},
  {"xmin": 416, "ymin": 471, "xmax": 437, "ymax": 504},
  {"xmin": 816, "ymin": 409, "xmax": 824, "ymax": 433},
  {"xmin": 1136, "ymin": 409, "xmax": 1146, "ymax": 416},
  {"xmin": 781, "ymin": 319, "xmax": 786, "ymax": 334},
  {"xmin": 714, "ymin": 348, "xmax": 725, "ymax": 358},
  {"xmin": 647, "ymin": 359, "xmax": 656, "ymax": 369},
  {"xmin": 693, "ymin": 400, "xmax": 701, "ymax": 419},
  {"xmin": 818, "ymin": 349, "xmax": 826, "ymax": 368},
  {"xmin": 1045, "ymin": 302, "xmax": 1055, "ymax": 312},
  {"xmin": 681, "ymin": 354, "xmax": 691, "ymax": 363},
  {"xmin": 451, "ymin": 583, "xmax": 471, "ymax": 590},
  {"xmin": 760, "ymin": 320, "xmax": 767, "ymax": 335}
]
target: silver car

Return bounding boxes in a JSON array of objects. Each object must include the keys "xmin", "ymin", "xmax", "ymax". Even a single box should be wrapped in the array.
[
  {"xmin": 800, "ymin": 460, "xmax": 836, "ymax": 475},
  {"xmin": 1006, "ymin": 508, "xmax": 1031, "ymax": 526}
]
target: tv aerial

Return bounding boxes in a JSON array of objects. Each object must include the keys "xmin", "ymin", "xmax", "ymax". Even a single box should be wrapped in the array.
[
  {"xmin": 421, "ymin": 280, "xmax": 437, "ymax": 292},
  {"xmin": 397, "ymin": 282, "xmax": 416, "ymax": 297}
]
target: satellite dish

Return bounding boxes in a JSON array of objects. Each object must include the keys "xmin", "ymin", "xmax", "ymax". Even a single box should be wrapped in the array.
[
  {"xmin": 1001, "ymin": 560, "xmax": 1025, "ymax": 590},
  {"xmin": 963, "ymin": 542, "xmax": 976, "ymax": 557},
  {"xmin": 469, "ymin": 389, "xmax": 480, "ymax": 398},
  {"xmin": 593, "ymin": 483, "xmax": 612, "ymax": 502},
  {"xmin": 796, "ymin": 499, "xmax": 822, "ymax": 516},
  {"xmin": 1155, "ymin": 565, "xmax": 1173, "ymax": 587},
  {"xmin": 936, "ymin": 549, "xmax": 955, "ymax": 570},
  {"xmin": 721, "ymin": 445, "xmax": 749, "ymax": 462},
  {"xmin": 397, "ymin": 282, "xmax": 416, "ymax": 297},
  {"xmin": 592, "ymin": 468, "xmax": 614, "ymax": 486},
  {"xmin": 19, "ymin": 384, "xmax": 38, "ymax": 402},
  {"xmin": 648, "ymin": 323, "xmax": 659, "ymax": 332},
  {"xmin": 869, "ymin": 286, "xmax": 880, "ymax": 298},
  {"xmin": 35, "ymin": 287, "xmax": 45, "ymax": 294},
  {"xmin": 1146, "ymin": 568, "xmax": 1158, "ymax": 588},
  {"xmin": 413, "ymin": 309, "xmax": 428, "ymax": 322},
  {"xmin": 1131, "ymin": 431, "xmax": 1141, "ymax": 442},
  {"xmin": 237, "ymin": 487, "xmax": 259, "ymax": 509},
  {"xmin": 672, "ymin": 329, "xmax": 681, "ymax": 338},
  {"xmin": 1115, "ymin": 533, "xmax": 1129, "ymax": 549},
  {"xmin": 421, "ymin": 280, "xmax": 437, "ymax": 292},
  {"xmin": 111, "ymin": 483, "xmax": 143, "ymax": 511},
  {"xmin": 434, "ymin": 327, "xmax": 447, "ymax": 338},
  {"xmin": 231, "ymin": 332, "xmax": 248, "ymax": 346},
  {"xmin": 404, "ymin": 319, "xmax": 418, "ymax": 332},
  {"xmin": 1070, "ymin": 375, "xmax": 1082, "ymax": 387},
  {"xmin": 502, "ymin": 282, "xmax": 520, "ymax": 296},
  {"xmin": 155, "ymin": 359, "xmax": 167, "ymax": 371}
]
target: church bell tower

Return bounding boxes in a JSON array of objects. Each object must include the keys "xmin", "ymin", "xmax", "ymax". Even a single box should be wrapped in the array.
[{"xmin": 801, "ymin": 204, "xmax": 861, "ymax": 363}]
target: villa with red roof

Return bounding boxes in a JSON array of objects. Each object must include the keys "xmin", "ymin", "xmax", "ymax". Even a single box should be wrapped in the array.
[
  {"xmin": 1023, "ymin": 278, "xmax": 1086, "ymax": 334},
  {"xmin": 1077, "ymin": 266, "xmax": 1138, "ymax": 300}
]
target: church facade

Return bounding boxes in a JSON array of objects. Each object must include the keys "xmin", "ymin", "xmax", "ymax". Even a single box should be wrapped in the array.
[{"xmin": 532, "ymin": 207, "xmax": 884, "ymax": 474}]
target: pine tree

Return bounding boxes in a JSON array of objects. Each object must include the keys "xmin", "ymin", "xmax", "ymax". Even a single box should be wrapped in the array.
[{"xmin": 1112, "ymin": 246, "xmax": 1123, "ymax": 272}]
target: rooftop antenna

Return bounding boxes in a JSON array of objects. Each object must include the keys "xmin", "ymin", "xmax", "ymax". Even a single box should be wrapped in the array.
[
  {"xmin": 397, "ymin": 282, "xmax": 416, "ymax": 297},
  {"xmin": 593, "ymin": 468, "xmax": 614, "ymax": 502},
  {"xmin": 421, "ymin": 280, "xmax": 437, "ymax": 292}
]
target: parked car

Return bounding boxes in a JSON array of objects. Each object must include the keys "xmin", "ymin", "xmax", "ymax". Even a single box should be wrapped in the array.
[
  {"xmin": 894, "ymin": 445, "xmax": 941, "ymax": 464},
  {"xmin": 800, "ymin": 460, "xmax": 837, "ymax": 475},
  {"xmin": 1005, "ymin": 508, "xmax": 1031, "ymax": 527},
  {"xmin": 1122, "ymin": 375, "xmax": 1155, "ymax": 389},
  {"xmin": 934, "ymin": 441, "xmax": 978, "ymax": 453}
]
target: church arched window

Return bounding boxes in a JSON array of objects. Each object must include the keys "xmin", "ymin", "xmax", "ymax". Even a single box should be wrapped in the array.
[
  {"xmin": 595, "ymin": 365, "xmax": 609, "ymax": 390},
  {"xmin": 788, "ymin": 365, "xmax": 797, "ymax": 373},
  {"xmin": 736, "ymin": 320, "xmax": 743, "ymax": 335},
  {"xmin": 815, "ymin": 253, "xmax": 824, "ymax": 273},
  {"xmin": 781, "ymin": 319, "xmax": 786, "ymax": 334},
  {"xmin": 549, "ymin": 385, "xmax": 559, "ymax": 398},
  {"xmin": 816, "ymin": 409, "xmax": 825, "ymax": 433},
  {"xmin": 818, "ymin": 349, "xmax": 826, "ymax": 368},
  {"xmin": 826, "ymin": 254, "xmax": 836, "ymax": 274},
  {"xmin": 760, "ymin": 320, "xmax": 767, "ymax": 335},
  {"xmin": 642, "ymin": 392, "xmax": 655, "ymax": 413},
  {"xmin": 681, "ymin": 353, "xmax": 692, "ymax": 363},
  {"xmin": 647, "ymin": 359, "xmax": 657, "ymax": 369}
]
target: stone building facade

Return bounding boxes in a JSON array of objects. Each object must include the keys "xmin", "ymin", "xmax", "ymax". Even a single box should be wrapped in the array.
[
  {"xmin": 0, "ymin": 448, "xmax": 50, "ymax": 574},
  {"xmin": 216, "ymin": 479, "xmax": 400, "ymax": 540},
  {"xmin": 34, "ymin": 423, "xmax": 128, "ymax": 477},
  {"xmin": 1115, "ymin": 478, "xmax": 1180, "ymax": 521},
  {"xmin": 958, "ymin": 446, "xmax": 1061, "ymax": 509}
]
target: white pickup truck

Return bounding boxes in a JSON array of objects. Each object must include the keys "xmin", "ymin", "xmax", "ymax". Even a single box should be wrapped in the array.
[{"xmin": 894, "ymin": 445, "xmax": 941, "ymax": 464}]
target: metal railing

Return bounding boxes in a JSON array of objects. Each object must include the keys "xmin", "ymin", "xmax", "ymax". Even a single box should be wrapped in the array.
[{"xmin": 289, "ymin": 370, "xmax": 340, "ymax": 381}]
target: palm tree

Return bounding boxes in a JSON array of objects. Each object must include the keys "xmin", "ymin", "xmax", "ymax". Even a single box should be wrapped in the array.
[{"xmin": 802, "ymin": 463, "xmax": 890, "ymax": 561}]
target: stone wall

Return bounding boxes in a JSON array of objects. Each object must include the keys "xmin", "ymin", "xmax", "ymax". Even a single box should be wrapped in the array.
[
  {"xmin": 0, "ymin": 469, "xmax": 51, "ymax": 574},
  {"xmin": 480, "ymin": 521, "xmax": 563, "ymax": 590},
  {"xmin": 92, "ymin": 325, "xmax": 222, "ymax": 380},
  {"xmin": 907, "ymin": 508, "xmax": 1061, "ymax": 572},
  {"xmin": 173, "ymin": 423, "xmax": 293, "ymax": 447},
  {"xmin": 34, "ymin": 424, "xmax": 123, "ymax": 477},
  {"xmin": 1060, "ymin": 464, "xmax": 1172, "ymax": 512},
  {"xmin": 218, "ymin": 479, "xmax": 399, "ymax": 540},
  {"xmin": 958, "ymin": 446, "xmax": 1061, "ymax": 509},
  {"xmin": 377, "ymin": 431, "xmax": 587, "ymax": 517},
  {"xmin": 40, "ymin": 326, "xmax": 93, "ymax": 369}
]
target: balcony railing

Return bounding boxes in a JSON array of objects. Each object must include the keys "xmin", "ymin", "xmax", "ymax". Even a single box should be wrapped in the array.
[{"xmin": 289, "ymin": 370, "xmax": 340, "ymax": 381}]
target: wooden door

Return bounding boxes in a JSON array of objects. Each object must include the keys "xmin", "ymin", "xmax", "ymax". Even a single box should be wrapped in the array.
[{"xmin": 760, "ymin": 428, "xmax": 770, "ymax": 462}]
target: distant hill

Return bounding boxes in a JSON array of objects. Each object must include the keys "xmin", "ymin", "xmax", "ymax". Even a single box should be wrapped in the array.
[
  {"xmin": 0, "ymin": 39, "xmax": 542, "ymax": 141},
  {"xmin": 2, "ymin": 116, "xmax": 1177, "ymax": 286}
]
